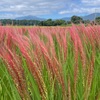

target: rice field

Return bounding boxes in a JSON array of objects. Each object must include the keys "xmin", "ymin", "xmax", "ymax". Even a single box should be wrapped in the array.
[{"xmin": 0, "ymin": 24, "xmax": 100, "ymax": 100}]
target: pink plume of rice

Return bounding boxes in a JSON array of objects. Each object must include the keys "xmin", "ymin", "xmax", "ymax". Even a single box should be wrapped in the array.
[
  {"xmin": 12, "ymin": 29, "xmax": 48, "ymax": 100},
  {"xmin": 0, "ymin": 45, "xmax": 30, "ymax": 99}
]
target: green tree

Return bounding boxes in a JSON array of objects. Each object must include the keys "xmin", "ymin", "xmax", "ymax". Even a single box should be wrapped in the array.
[
  {"xmin": 45, "ymin": 19, "xmax": 53, "ymax": 26},
  {"xmin": 53, "ymin": 20, "xmax": 66, "ymax": 26},
  {"xmin": 95, "ymin": 17, "xmax": 100, "ymax": 24},
  {"xmin": 71, "ymin": 15, "xmax": 83, "ymax": 24}
]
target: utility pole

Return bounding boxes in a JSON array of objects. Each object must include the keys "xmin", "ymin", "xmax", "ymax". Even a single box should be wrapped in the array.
[{"xmin": 94, "ymin": 9, "xmax": 97, "ymax": 21}]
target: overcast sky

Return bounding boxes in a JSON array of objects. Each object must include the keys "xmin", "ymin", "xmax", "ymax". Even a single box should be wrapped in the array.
[{"xmin": 0, "ymin": 0, "xmax": 100, "ymax": 19}]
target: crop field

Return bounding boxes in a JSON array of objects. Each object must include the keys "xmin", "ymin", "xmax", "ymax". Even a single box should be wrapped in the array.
[{"xmin": 0, "ymin": 24, "xmax": 100, "ymax": 100}]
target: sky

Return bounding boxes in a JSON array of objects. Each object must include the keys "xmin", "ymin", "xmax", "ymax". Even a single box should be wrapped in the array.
[{"xmin": 0, "ymin": 0, "xmax": 100, "ymax": 19}]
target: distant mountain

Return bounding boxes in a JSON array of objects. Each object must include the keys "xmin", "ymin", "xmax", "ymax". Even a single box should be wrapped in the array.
[
  {"xmin": 61, "ymin": 13, "xmax": 100, "ymax": 21},
  {"xmin": 82, "ymin": 13, "xmax": 100, "ymax": 20},
  {"xmin": 15, "ymin": 13, "xmax": 100, "ymax": 21},
  {"xmin": 61, "ymin": 17, "xmax": 71, "ymax": 21},
  {"xmin": 16, "ymin": 15, "xmax": 46, "ymax": 21}
]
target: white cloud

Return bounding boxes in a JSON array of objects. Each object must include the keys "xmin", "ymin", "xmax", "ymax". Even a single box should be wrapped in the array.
[
  {"xmin": 0, "ymin": 0, "xmax": 100, "ymax": 18},
  {"xmin": 59, "ymin": 0, "xmax": 100, "ymax": 16},
  {"xmin": 59, "ymin": 11, "xmax": 69, "ymax": 14},
  {"xmin": 81, "ymin": 0, "xmax": 100, "ymax": 6},
  {"xmin": 59, "ymin": 7, "xmax": 100, "ymax": 15},
  {"xmin": 0, "ymin": 0, "xmax": 68, "ymax": 18}
]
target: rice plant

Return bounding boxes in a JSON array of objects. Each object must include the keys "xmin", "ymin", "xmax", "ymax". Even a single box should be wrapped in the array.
[{"xmin": 0, "ymin": 25, "xmax": 100, "ymax": 100}]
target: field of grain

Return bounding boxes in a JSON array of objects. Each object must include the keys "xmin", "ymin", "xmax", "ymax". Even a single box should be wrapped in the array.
[{"xmin": 0, "ymin": 25, "xmax": 100, "ymax": 100}]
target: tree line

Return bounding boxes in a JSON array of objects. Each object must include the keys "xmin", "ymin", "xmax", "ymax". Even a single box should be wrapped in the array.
[{"xmin": 0, "ymin": 15, "xmax": 100, "ymax": 26}]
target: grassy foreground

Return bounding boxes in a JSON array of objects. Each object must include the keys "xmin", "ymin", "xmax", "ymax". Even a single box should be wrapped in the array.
[{"xmin": 0, "ymin": 25, "xmax": 100, "ymax": 100}]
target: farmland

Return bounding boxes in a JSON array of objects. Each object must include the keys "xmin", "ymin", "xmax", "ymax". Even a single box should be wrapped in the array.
[{"xmin": 0, "ymin": 24, "xmax": 100, "ymax": 100}]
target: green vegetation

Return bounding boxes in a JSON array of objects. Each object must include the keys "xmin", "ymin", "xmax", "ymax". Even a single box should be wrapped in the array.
[
  {"xmin": 0, "ymin": 15, "xmax": 93, "ymax": 26},
  {"xmin": 0, "ymin": 19, "xmax": 67, "ymax": 26},
  {"xmin": 2, "ymin": 15, "xmax": 100, "ymax": 26},
  {"xmin": 39, "ymin": 19, "xmax": 67, "ymax": 26},
  {"xmin": 0, "ymin": 19, "xmax": 40, "ymax": 26},
  {"xmin": 96, "ymin": 17, "xmax": 100, "ymax": 24},
  {"xmin": 71, "ymin": 15, "xmax": 83, "ymax": 24},
  {"xmin": 0, "ymin": 25, "xmax": 100, "ymax": 100}
]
